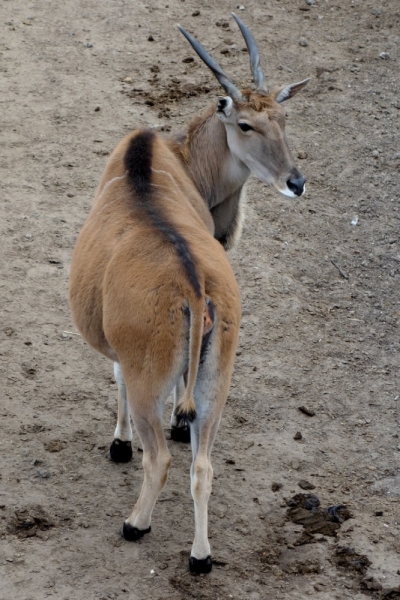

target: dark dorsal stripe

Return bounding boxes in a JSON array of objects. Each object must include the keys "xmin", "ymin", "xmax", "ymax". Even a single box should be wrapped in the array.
[
  {"xmin": 124, "ymin": 129, "xmax": 155, "ymax": 198},
  {"xmin": 124, "ymin": 131, "xmax": 201, "ymax": 299}
]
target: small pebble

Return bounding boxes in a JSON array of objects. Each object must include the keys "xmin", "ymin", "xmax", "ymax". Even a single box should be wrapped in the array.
[
  {"xmin": 148, "ymin": 35, "xmax": 154, "ymax": 42},
  {"xmin": 298, "ymin": 405, "xmax": 315, "ymax": 417},
  {"xmin": 351, "ymin": 216, "xmax": 359, "ymax": 226},
  {"xmin": 85, "ymin": 42, "xmax": 93, "ymax": 48},
  {"xmin": 375, "ymin": 510, "xmax": 383, "ymax": 516},
  {"xmin": 238, "ymin": 5, "xmax": 245, "ymax": 10},
  {"xmin": 299, "ymin": 37, "xmax": 308, "ymax": 47},
  {"xmin": 192, "ymin": 10, "xmax": 200, "ymax": 16},
  {"xmin": 37, "ymin": 469, "xmax": 50, "ymax": 479},
  {"xmin": 294, "ymin": 432, "xmax": 302, "ymax": 440},
  {"xmin": 307, "ymin": 0, "xmax": 315, "ymax": 4},
  {"xmin": 297, "ymin": 150, "xmax": 308, "ymax": 159},
  {"xmin": 298, "ymin": 479, "xmax": 316, "ymax": 490},
  {"xmin": 272, "ymin": 482, "xmax": 283, "ymax": 492},
  {"xmin": 379, "ymin": 52, "xmax": 390, "ymax": 60},
  {"xmin": 94, "ymin": 106, "xmax": 101, "ymax": 112}
]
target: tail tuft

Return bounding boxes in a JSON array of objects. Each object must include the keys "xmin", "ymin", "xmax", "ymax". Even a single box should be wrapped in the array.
[{"xmin": 175, "ymin": 402, "xmax": 197, "ymax": 423}]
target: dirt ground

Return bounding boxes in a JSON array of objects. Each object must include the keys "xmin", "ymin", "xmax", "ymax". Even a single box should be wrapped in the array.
[{"xmin": 1, "ymin": 0, "xmax": 399, "ymax": 598}]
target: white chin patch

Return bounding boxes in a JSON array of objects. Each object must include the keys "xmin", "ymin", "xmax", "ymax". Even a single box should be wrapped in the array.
[
  {"xmin": 276, "ymin": 184, "xmax": 306, "ymax": 198},
  {"xmin": 276, "ymin": 185, "xmax": 297, "ymax": 198}
]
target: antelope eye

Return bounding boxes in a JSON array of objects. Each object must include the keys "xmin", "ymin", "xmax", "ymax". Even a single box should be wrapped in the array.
[{"xmin": 238, "ymin": 122, "xmax": 253, "ymax": 132}]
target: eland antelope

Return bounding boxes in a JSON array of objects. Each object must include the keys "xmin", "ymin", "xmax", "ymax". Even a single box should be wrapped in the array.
[{"xmin": 69, "ymin": 13, "xmax": 309, "ymax": 573}]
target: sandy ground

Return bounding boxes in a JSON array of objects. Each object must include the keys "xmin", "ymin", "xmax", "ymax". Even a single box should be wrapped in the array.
[{"xmin": 1, "ymin": 0, "xmax": 400, "ymax": 598}]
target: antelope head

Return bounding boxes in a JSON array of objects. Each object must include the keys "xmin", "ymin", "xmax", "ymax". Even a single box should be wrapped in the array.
[{"xmin": 178, "ymin": 14, "xmax": 310, "ymax": 198}]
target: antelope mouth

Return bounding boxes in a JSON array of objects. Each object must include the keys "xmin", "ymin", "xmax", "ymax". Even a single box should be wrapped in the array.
[{"xmin": 274, "ymin": 183, "xmax": 306, "ymax": 199}]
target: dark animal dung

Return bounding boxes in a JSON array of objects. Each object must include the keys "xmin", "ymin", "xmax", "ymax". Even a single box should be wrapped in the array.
[{"xmin": 286, "ymin": 493, "xmax": 352, "ymax": 540}]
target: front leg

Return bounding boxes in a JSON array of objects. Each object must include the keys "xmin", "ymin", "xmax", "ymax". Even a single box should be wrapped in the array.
[{"xmin": 109, "ymin": 362, "xmax": 133, "ymax": 462}]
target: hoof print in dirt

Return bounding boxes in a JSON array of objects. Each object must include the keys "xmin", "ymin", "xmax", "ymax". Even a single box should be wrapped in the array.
[
  {"xmin": 121, "ymin": 522, "xmax": 151, "ymax": 541},
  {"xmin": 171, "ymin": 423, "xmax": 191, "ymax": 443},
  {"xmin": 334, "ymin": 546, "xmax": 371, "ymax": 575},
  {"xmin": 9, "ymin": 505, "xmax": 55, "ymax": 539},
  {"xmin": 361, "ymin": 576, "xmax": 383, "ymax": 592},
  {"xmin": 189, "ymin": 555, "xmax": 213, "ymax": 574},
  {"xmin": 109, "ymin": 439, "xmax": 133, "ymax": 463},
  {"xmin": 381, "ymin": 587, "xmax": 400, "ymax": 598}
]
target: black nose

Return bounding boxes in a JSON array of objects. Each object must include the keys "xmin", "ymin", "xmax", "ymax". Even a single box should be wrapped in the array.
[{"xmin": 287, "ymin": 176, "xmax": 306, "ymax": 197}]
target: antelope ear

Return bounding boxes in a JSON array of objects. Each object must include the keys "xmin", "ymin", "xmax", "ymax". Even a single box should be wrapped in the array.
[
  {"xmin": 216, "ymin": 96, "xmax": 233, "ymax": 119},
  {"xmin": 274, "ymin": 78, "xmax": 310, "ymax": 103}
]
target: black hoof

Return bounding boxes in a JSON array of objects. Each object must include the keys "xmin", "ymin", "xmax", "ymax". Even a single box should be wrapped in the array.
[
  {"xmin": 109, "ymin": 439, "xmax": 133, "ymax": 463},
  {"xmin": 189, "ymin": 555, "xmax": 212, "ymax": 574},
  {"xmin": 171, "ymin": 424, "xmax": 191, "ymax": 444},
  {"xmin": 121, "ymin": 522, "xmax": 151, "ymax": 541}
]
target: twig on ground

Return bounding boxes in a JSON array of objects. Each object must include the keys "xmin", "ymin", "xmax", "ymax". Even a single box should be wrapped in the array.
[{"xmin": 331, "ymin": 260, "xmax": 349, "ymax": 279}]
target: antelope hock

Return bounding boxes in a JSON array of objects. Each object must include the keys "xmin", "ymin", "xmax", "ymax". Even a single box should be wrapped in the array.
[{"xmin": 69, "ymin": 13, "xmax": 309, "ymax": 574}]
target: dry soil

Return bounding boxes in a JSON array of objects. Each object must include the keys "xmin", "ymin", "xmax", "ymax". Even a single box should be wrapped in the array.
[{"xmin": 1, "ymin": 0, "xmax": 400, "ymax": 599}]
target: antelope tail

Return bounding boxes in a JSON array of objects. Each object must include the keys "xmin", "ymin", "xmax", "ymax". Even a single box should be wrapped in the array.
[{"xmin": 175, "ymin": 298, "xmax": 206, "ymax": 423}]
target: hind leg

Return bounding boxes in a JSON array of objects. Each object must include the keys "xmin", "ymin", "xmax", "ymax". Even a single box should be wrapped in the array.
[
  {"xmin": 120, "ymin": 377, "xmax": 172, "ymax": 539},
  {"xmin": 188, "ymin": 418, "xmax": 216, "ymax": 573},
  {"xmin": 188, "ymin": 366, "xmax": 234, "ymax": 573},
  {"xmin": 109, "ymin": 362, "xmax": 133, "ymax": 463}
]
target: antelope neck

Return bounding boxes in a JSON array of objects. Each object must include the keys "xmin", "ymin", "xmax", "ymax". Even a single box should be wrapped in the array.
[{"xmin": 184, "ymin": 112, "xmax": 250, "ymax": 209}]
